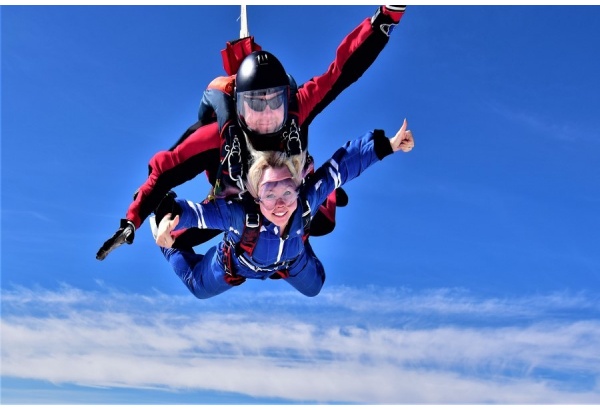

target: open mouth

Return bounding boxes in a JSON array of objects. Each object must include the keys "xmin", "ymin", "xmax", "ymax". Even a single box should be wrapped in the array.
[{"xmin": 273, "ymin": 211, "xmax": 287, "ymax": 217}]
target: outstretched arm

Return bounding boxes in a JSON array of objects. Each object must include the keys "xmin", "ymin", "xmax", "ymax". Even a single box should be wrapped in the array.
[
  {"xmin": 303, "ymin": 120, "xmax": 414, "ymax": 214},
  {"xmin": 125, "ymin": 122, "xmax": 221, "ymax": 229},
  {"xmin": 297, "ymin": 6, "xmax": 407, "ymax": 127},
  {"xmin": 96, "ymin": 122, "xmax": 221, "ymax": 261},
  {"xmin": 153, "ymin": 196, "xmax": 240, "ymax": 249}
]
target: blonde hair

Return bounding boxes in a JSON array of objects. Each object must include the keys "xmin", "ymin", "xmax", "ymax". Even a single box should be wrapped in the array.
[{"xmin": 245, "ymin": 144, "xmax": 306, "ymax": 199}]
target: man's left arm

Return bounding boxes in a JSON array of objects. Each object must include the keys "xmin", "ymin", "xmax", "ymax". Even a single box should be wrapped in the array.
[{"xmin": 297, "ymin": 5, "xmax": 406, "ymax": 127}]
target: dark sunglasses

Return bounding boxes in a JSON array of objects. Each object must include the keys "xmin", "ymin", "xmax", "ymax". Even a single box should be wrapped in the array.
[{"xmin": 244, "ymin": 94, "xmax": 284, "ymax": 112}]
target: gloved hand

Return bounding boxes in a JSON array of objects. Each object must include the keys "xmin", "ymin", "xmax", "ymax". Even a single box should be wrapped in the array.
[
  {"xmin": 372, "ymin": 5, "xmax": 406, "ymax": 34},
  {"xmin": 384, "ymin": 5, "xmax": 406, "ymax": 13},
  {"xmin": 96, "ymin": 219, "xmax": 136, "ymax": 261},
  {"xmin": 154, "ymin": 191, "xmax": 179, "ymax": 226}
]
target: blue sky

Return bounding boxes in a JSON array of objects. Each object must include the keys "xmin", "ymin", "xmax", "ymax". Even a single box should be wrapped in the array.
[{"xmin": 2, "ymin": 4, "xmax": 600, "ymax": 406}]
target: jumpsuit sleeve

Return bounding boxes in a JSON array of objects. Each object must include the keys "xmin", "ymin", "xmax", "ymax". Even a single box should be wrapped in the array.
[
  {"xmin": 125, "ymin": 122, "xmax": 222, "ymax": 228},
  {"xmin": 302, "ymin": 129, "xmax": 394, "ymax": 216},
  {"xmin": 173, "ymin": 197, "xmax": 236, "ymax": 233},
  {"xmin": 296, "ymin": 6, "xmax": 406, "ymax": 127}
]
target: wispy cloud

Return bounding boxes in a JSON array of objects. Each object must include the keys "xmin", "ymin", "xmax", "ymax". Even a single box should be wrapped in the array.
[
  {"xmin": 2, "ymin": 284, "xmax": 600, "ymax": 404},
  {"xmin": 488, "ymin": 102, "xmax": 597, "ymax": 144}
]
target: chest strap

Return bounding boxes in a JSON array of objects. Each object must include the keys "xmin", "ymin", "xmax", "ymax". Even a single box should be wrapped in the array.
[{"xmin": 222, "ymin": 194, "xmax": 260, "ymax": 286}]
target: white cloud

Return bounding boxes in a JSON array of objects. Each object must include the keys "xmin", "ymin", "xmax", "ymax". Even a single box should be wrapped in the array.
[{"xmin": 1, "ymin": 284, "xmax": 600, "ymax": 404}]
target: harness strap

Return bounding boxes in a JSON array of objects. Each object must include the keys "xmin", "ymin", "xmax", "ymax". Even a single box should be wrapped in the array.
[
  {"xmin": 214, "ymin": 124, "xmax": 248, "ymax": 198},
  {"xmin": 222, "ymin": 242, "xmax": 246, "ymax": 286},
  {"xmin": 221, "ymin": 194, "xmax": 259, "ymax": 287},
  {"xmin": 224, "ymin": 195, "xmax": 313, "ymax": 283},
  {"xmin": 236, "ymin": 194, "xmax": 261, "ymax": 256},
  {"xmin": 269, "ymin": 269, "xmax": 290, "ymax": 280},
  {"xmin": 282, "ymin": 118, "xmax": 303, "ymax": 157},
  {"xmin": 301, "ymin": 198, "xmax": 311, "ymax": 241}
]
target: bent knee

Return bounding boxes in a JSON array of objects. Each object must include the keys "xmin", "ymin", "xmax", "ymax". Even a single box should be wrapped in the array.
[{"xmin": 302, "ymin": 287, "xmax": 323, "ymax": 297}]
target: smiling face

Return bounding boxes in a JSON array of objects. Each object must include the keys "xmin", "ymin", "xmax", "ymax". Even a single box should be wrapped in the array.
[{"xmin": 257, "ymin": 166, "xmax": 299, "ymax": 229}]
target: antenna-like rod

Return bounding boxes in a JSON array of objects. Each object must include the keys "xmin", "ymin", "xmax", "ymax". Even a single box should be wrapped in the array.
[{"xmin": 240, "ymin": 5, "xmax": 249, "ymax": 38}]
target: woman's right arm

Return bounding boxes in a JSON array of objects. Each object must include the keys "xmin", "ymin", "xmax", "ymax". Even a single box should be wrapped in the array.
[{"xmin": 155, "ymin": 197, "xmax": 236, "ymax": 248}]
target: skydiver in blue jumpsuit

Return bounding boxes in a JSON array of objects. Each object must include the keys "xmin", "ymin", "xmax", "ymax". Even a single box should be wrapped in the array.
[{"xmin": 153, "ymin": 120, "xmax": 415, "ymax": 299}]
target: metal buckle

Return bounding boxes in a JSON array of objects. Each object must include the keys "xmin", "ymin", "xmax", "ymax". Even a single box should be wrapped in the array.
[
  {"xmin": 283, "ymin": 119, "xmax": 302, "ymax": 156},
  {"xmin": 245, "ymin": 213, "xmax": 259, "ymax": 228}
]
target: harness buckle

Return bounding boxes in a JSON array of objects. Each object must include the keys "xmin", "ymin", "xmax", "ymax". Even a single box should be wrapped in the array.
[
  {"xmin": 227, "ymin": 136, "xmax": 242, "ymax": 179},
  {"xmin": 245, "ymin": 213, "xmax": 259, "ymax": 228},
  {"xmin": 283, "ymin": 119, "xmax": 302, "ymax": 156}
]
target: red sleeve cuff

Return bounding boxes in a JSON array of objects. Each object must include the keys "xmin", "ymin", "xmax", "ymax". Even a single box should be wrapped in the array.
[{"xmin": 382, "ymin": 5, "xmax": 405, "ymax": 23}]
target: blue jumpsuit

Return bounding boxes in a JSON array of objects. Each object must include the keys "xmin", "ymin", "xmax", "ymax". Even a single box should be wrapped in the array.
[{"xmin": 161, "ymin": 129, "xmax": 394, "ymax": 299}]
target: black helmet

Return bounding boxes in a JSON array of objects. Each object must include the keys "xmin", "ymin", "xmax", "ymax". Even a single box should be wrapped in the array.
[
  {"xmin": 235, "ymin": 51, "xmax": 290, "ymax": 147},
  {"xmin": 236, "ymin": 50, "xmax": 289, "ymax": 93}
]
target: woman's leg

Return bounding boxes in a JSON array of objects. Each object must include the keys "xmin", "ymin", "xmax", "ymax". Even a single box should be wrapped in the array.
[
  {"xmin": 160, "ymin": 246, "xmax": 232, "ymax": 299},
  {"xmin": 284, "ymin": 240, "xmax": 326, "ymax": 297}
]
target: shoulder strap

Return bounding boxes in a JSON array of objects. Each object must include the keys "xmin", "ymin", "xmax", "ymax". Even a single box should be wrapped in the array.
[
  {"xmin": 300, "ymin": 196, "xmax": 312, "ymax": 242},
  {"xmin": 236, "ymin": 193, "xmax": 262, "ymax": 256},
  {"xmin": 214, "ymin": 123, "xmax": 249, "ymax": 197},
  {"xmin": 282, "ymin": 117, "xmax": 304, "ymax": 157}
]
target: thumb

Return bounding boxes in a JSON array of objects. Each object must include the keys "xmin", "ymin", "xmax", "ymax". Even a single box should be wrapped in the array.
[
  {"xmin": 400, "ymin": 118, "xmax": 407, "ymax": 134},
  {"xmin": 170, "ymin": 214, "xmax": 180, "ymax": 230}
]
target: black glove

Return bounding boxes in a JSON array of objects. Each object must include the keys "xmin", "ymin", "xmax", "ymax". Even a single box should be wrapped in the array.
[
  {"xmin": 372, "ymin": 5, "xmax": 406, "ymax": 35},
  {"xmin": 96, "ymin": 219, "xmax": 136, "ymax": 261},
  {"xmin": 154, "ymin": 191, "xmax": 180, "ymax": 226},
  {"xmin": 335, "ymin": 187, "xmax": 349, "ymax": 208}
]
